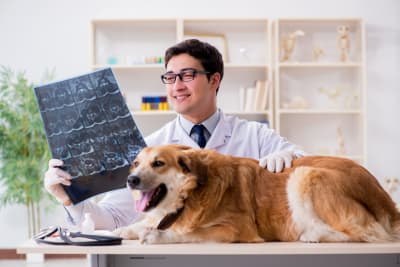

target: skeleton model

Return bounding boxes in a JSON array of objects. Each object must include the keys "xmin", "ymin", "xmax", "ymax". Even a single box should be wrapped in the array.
[
  {"xmin": 313, "ymin": 46, "xmax": 324, "ymax": 62},
  {"xmin": 385, "ymin": 177, "xmax": 400, "ymax": 209},
  {"xmin": 337, "ymin": 25, "xmax": 350, "ymax": 62},
  {"xmin": 385, "ymin": 177, "xmax": 399, "ymax": 195},
  {"xmin": 282, "ymin": 96, "xmax": 309, "ymax": 109},
  {"xmin": 318, "ymin": 86, "xmax": 343, "ymax": 108},
  {"xmin": 280, "ymin": 30, "xmax": 305, "ymax": 61},
  {"xmin": 335, "ymin": 127, "xmax": 346, "ymax": 156}
]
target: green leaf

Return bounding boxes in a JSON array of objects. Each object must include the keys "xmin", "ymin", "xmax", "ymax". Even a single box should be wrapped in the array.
[{"xmin": 0, "ymin": 66, "xmax": 52, "ymax": 208}]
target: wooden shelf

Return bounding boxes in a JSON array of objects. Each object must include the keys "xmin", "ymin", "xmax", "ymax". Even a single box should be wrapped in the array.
[
  {"xmin": 274, "ymin": 18, "xmax": 366, "ymax": 164},
  {"xmin": 91, "ymin": 18, "xmax": 273, "ymax": 132},
  {"xmin": 278, "ymin": 109, "xmax": 362, "ymax": 114},
  {"xmin": 131, "ymin": 110, "xmax": 176, "ymax": 116},
  {"xmin": 92, "ymin": 64, "xmax": 164, "ymax": 70},
  {"xmin": 278, "ymin": 62, "xmax": 362, "ymax": 68},
  {"xmin": 91, "ymin": 18, "xmax": 366, "ymax": 161}
]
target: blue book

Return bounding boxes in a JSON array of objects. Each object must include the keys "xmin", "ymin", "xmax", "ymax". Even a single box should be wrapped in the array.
[{"xmin": 34, "ymin": 68, "xmax": 146, "ymax": 204}]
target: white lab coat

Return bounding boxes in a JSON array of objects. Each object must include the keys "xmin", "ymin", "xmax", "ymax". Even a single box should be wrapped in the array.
[
  {"xmin": 64, "ymin": 111, "xmax": 303, "ymax": 230},
  {"xmin": 146, "ymin": 111, "xmax": 302, "ymax": 159}
]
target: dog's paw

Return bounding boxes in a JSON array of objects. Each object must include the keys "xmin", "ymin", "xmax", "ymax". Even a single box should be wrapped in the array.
[
  {"xmin": 299, "ymin": 231, "xmax": 321, "ymax": 243},
  {"xmin": 113, "ymin": 227, "xmax": 139, "ymax": 240},
  {"xmin": 139, "ymin": 228, "xmax": 163, "ymax": 244}
]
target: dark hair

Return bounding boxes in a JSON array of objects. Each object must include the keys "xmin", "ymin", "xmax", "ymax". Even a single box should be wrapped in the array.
[{"xmin": 164, "ymin": 39, "xmax": 224, "ymax": 83}]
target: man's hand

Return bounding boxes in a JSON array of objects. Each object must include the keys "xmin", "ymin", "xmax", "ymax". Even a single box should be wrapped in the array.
[
  {"xmin": 259, "ymin": 150, "xmax": 298, "ymax": 173},
  {"xmin": 44, "ymin": 159, "xmax": 72, "ymax": 206}
]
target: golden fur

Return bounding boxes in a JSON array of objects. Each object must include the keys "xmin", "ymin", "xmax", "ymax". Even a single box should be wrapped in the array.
[{"xmin": 114, "ymin": 144, "xmax": 400, "ymax": 244}]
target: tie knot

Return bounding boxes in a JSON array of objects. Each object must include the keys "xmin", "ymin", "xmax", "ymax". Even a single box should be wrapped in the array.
[
  {"xmin": 191, "ymin": 124, "xmax": 207, "ymax": 148},
  {"xmin": 191, "ymin": 124, "xmax": 205, "ymax": 133}
]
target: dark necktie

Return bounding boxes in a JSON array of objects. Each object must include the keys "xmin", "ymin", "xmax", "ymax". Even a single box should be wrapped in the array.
[{"xmin": 191, "ymin": 124, "xmax": 207, "ymax": 148}]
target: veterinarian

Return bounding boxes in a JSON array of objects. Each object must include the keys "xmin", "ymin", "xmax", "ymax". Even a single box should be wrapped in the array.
[{"xmin": 44, "ymin": 39, "xmax": 304, "ymax": 230}]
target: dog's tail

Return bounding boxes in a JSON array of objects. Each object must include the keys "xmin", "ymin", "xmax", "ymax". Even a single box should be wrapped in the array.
[{"xmin": 348, "ymin": 167, "xmax": 400, "ymax": 241}]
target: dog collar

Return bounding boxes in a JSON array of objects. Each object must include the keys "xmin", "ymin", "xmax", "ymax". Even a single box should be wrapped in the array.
[{"xmin": 157, "ymin": 207, "xmax": 184, "ymax": 230}]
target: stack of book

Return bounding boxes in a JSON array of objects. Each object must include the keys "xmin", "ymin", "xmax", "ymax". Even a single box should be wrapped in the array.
[{"xmin": 239, "ymin": 80, "xmax": 270, "ymax": 112}]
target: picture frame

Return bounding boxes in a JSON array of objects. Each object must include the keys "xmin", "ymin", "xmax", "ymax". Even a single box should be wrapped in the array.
[{"xmin": 183, "ymin": 32, "xmax": 229, "ymax": 63}]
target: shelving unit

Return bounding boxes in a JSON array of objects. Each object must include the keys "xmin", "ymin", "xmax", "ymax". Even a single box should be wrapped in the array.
[
  {"xmin": 274, "ymin": 18, "xmax": 366, "ymax": 163},
  {"xmin": 90, "ymin": 18, "xmax": 367, "ymax": 164},
  {"xmin": 91, "ymin": 18, "xmax": 272, "ymax": 136}
]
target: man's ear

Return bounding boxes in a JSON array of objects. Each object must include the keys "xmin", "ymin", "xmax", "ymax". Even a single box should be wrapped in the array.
[
  {"xmin": 178, "ymin": 152, "xmax": 208, "ymax": 186},
  {"xmin": 211, "ymin": 73, "xmax": 221, "ymax": 90}
]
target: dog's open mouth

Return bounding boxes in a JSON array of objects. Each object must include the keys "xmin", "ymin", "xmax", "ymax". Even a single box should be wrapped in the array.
[{"xmin": 134, "ymin": 184, "xmax": 167, "ymax": 212}]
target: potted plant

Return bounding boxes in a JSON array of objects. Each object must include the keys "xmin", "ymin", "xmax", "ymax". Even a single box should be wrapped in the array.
[{"xmin": 0, "ymin": 66, "xmax": 51, "ymax": 237}]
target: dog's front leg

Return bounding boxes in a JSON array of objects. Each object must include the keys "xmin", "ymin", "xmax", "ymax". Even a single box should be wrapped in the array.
[
  {"xmin": 113, "ymin": 213, "xmax": 164, "ymax": 240},
  {"xmin": 140, "ymin": 224, "xmax": 264, "ymax": 244},
  {"xmin": 139, "ymin": 228, "xmax": 189, "ymax": 244},
  {"xmin": 113, "ymin": 215, "xmax": 151, "ymax": 240},
  {"xmin": 113, "ymin": 223, "xmax": 144, "ymax": 240}
]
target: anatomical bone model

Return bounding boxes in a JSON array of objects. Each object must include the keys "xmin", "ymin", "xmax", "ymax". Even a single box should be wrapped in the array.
[
  {"xmin": 335, "ymin": 126, "xmax": 346, "ymax": 156},
  {"xmin": 312, "ymin": 46, "xmax": 324, "ymax": 62},
  {"xmin": 337, "ymin": 25, "xmax": 350, "ymax": 62},
  {"xmin": 384, "ymin": 177, "xmax": 400, "ymax": 209},
  {"xmin": 280, "ymin": 30, "xmax": 305, "ymax": 61}
]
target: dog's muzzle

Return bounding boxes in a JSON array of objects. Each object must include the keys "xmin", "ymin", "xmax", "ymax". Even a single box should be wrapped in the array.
[{"xmin": 127, "ymin": 175, "xmax": 141, "ymax": 189}]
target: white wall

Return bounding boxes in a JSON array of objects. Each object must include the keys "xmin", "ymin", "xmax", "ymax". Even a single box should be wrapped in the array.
[{"xmin": 0, "ymin": 0, "xmax": 399, "ymax": 247}]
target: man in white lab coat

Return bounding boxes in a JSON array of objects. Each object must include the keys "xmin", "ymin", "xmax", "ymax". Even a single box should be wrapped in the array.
[{"xmin": 44, "ymin": 39, "xmax": 304, "ymax": 230}]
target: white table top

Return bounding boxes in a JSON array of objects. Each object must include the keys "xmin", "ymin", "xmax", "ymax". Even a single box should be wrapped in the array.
[{"xmin": 17, "ymin": 240, "xmax": 400, "ymax": 255}]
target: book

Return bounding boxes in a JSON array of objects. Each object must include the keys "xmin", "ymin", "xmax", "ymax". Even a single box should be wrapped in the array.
[
  {"xmin": 244, "ymin": 87, "xmax": 256, "ymax": 112},
  {"xmin": 34, "ymin": 68, "xmax": 146, "ymax": 204},
  {"xmin": 239, "ymin": 87, "xmax": 246, "ymax": 111},
  {"xmin": 240, "ymin": 80, "xmax": 269, "ymax": 112},
  {"xmin": 255, "ymin": 80, "xmax": 269, "ymax": 111}
]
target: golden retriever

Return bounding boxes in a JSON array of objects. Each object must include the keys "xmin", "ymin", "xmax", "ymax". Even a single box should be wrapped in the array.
[{"xmin": 113, "ymin": 144, "xmax": 400, "ymax": 244}]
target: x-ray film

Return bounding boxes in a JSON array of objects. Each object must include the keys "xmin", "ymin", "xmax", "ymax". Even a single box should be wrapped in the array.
[{"xmin": 35, "ymin": 68, "xmax": 146, "ymax": 204}]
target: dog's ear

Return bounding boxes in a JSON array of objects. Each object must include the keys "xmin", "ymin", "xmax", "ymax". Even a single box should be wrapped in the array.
[
  {"xmin": 178, "ymin": 155, "xmax": 191, "ymax": 173},
  {"xmin": 178, "ymin": 152, "xmax": 208, "ymax": 186},
  {"xmin": 171, "ymin": 144, "xmax": 193, "ymax": 151}
]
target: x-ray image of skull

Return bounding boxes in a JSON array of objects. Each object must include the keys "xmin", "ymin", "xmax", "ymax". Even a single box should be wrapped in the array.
[
  {"xmin": 74, "ymin": 80, "xmax": 96, "ymax": 103},
  {"xmin": 61, "ymin": 108, "xmax": 83, "ymax": 133},
  {"xmin": 54, "ymin": 84, "xmax": 74, "ymax": 107},
  {"xmin": 82, "ymin": 103, "xmax": 106, "ymax": 127},
  {"xmin": 80, "ymin": 157, "xmax": 104, "ymax": 176},
  {"xmin": 95, "ymin": 75, "xmax": 118, "ymax": 97},
  {"xmin": 102, "ymin": 151, "xmax": 127, "ymax": 169}
]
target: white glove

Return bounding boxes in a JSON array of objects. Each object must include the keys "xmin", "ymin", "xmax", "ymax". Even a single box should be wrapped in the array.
[
  {"xmin": 259, "ymin": 150, "xmax": 297, "ymax": 173},
  {"xmin": 44, "ymin": 159, "xmax": 72, "ymax": 206}
]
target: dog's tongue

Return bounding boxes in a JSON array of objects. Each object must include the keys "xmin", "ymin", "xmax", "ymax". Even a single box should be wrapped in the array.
[{"xmin": 134, "ymin": 189, "xmax": 155, "ymax": 212}]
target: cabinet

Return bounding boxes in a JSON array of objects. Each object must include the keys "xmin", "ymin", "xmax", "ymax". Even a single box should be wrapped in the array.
[
  {"xmin": 274, "ymin": 18, "xmax": 366, "ymax": 163},
  {"xmin": 90, "ymin": 18, "xmax": 367, "ymax": 164},
  {"xmin": 91, "ymin": 19, "xmax": 272, "ymax": 136}
]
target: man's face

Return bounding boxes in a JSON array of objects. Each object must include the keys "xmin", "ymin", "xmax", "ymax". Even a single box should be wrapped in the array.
[{"xmin": 165, "ymin": 53, "xmax": 220, "ymax": 123}]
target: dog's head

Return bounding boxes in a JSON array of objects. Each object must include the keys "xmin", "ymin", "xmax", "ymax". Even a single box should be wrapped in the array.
[{"xmin": 127, "ymin": 144, "xmax": 208, "ymax": 216}]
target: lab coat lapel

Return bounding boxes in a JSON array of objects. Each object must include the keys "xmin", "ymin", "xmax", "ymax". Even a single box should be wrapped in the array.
[
  {"xmin": 171, "ymin": 119, "xmax": 199, "ymax": 147},
  {"xmin": 205, "ymin": 113, "xmax": 231, "ymax": 149},
  {"xmin": 170, "ymin": 112, "xmax": 232, "ymax": 149}
]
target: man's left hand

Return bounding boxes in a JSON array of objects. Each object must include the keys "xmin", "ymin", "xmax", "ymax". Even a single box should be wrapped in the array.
[{"xmin": 259, "ymin": 150, "xmax": 299, "ymax": 173}]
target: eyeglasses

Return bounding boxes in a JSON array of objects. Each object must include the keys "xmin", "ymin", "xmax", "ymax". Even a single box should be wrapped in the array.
[{"xmin": 161, "ymin": 68, "xmax": 210, "ymax": 84}]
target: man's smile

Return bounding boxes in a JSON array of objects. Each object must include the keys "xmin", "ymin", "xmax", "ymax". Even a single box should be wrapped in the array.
[{"xmin": 174, "ymin": 94, "xmax": 191, "ymax": 101}]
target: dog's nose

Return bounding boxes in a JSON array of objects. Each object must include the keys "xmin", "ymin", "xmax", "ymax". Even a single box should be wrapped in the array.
[{"xmin": 127, "ymin": 175, "xmax": 141, "ymax": 188}]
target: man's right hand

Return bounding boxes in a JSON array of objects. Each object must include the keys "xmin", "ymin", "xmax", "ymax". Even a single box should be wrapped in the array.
[{"xmin": 44, "ymin": 159, "xmax": 72, "ymax": 206}]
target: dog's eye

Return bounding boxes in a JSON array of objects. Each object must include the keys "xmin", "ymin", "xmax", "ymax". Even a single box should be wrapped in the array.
[
  {"xmin": 133, "ymin": 161, "xmax": 139, "ymax": 167},
  {"xmin": 152, "ymin": 160, "xmax": 165, "ymax": 168}
]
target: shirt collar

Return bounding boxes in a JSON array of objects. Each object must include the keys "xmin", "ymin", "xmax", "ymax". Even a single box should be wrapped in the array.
[{"xmin": 179, "ymin": 109, "xmax": 220, "ymax": 136}]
